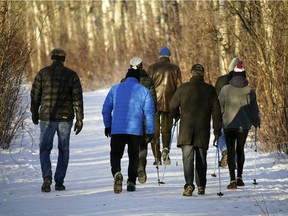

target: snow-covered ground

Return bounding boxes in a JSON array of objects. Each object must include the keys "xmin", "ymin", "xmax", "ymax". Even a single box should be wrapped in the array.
[{"xmin": 0, "ymin": 89, "xmax": 287, "ymax": 216}]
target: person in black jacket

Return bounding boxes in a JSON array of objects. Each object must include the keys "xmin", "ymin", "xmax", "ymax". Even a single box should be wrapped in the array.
[{"xmin": 30, "ymin": 48, "xmax": 84, "ymax": 192}]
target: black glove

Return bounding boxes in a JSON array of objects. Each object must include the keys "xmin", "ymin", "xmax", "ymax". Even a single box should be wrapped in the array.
[
  {"xmin": 254, "ymin": 122, "xmax": 261, "ymax": 128},
  {"xmin": 74, "ymin": 120, "xmax": 83, "ymax": 135},
  {"xmin": 105, "ymin": 127, "xmax": 111, "ymax": 137},
  {"xmin": 32, "ymin": 113, "xmax": 39, "ymax": 125},
  {"xmin": 174, "ymin": 115, "xmax": 180, "ymax": 123},
  {"xmin": 213, "ymin": 134, "xmax": 220, "ymax": 147},
  {"xmin": 145, "ymin": 134, "xmax": 154, "ymax": 143}
]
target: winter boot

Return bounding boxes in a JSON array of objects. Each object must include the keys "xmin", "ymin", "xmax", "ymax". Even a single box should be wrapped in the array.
[
  {"xmin": 138, "ymin": 157, "xmax": 147, "ymax": 184},
  {"xmin": 197, "ymin": 186, "xmax": 205, "ymax": 195},
  {"xmin": 41, "ymin": 176, "xmax": 52, "ymax": 192},
  {"xmin": 113, "ymin": 172, "xmax": 123, "ymax": 194},
  {"xmin": 162, "ymin": 148, "xmax": 171, "ymax": 165},
  {"xmin": 127, "ymin": 181, "xmax": 136, "ymax": 192},
  {"xmin": 237, "ymin": 178, "xmax": 245, "ymax": 186},
  {"xmin": 227, "ymin": 180, "xmax": 237, "ymax": 189},
  {"xmin": 55, "ymin": 182, "xmax": 66, "ymax": 191},
  {"xmin": 220, "ymin": 150, "xmax": 228, "ymax": 167},
  {"xmin": 182, "ymin": 184, "xmax": 195, "ymax": 196}
]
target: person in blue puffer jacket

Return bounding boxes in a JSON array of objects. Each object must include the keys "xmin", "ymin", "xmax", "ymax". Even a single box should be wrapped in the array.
[{"xmin": 102, "ymin": 65, "xmax": 155, "ymax": 194}]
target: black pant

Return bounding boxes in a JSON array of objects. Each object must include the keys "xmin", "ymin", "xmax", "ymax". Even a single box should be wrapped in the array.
[
  {"xmin": 224, "ymin": 130, "xmax": 248, "ymax": 181},
  {"xmin": 110, "ymin": 134, "xmax": 140, "ymax": 184}
]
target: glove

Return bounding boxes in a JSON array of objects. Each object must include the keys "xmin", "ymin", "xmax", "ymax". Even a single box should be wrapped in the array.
[
  {"xmin": 105, "ymin": 127, "xmax": 111, "ymax": 137},
  {"xmin": 213, "ymin": 134, "xmax": 220, "ymax": 147},
  {"xmin": 174, "ymin": 115, "xmax": 180, "ymax": 123},
  {"xmin": 254, "ymin": 122, "xmax": 260, "ymax": 128},
  {"xmin": 74, "ymin": 120, "xmax": 83, "ymax": 135},
  {"xmin": 145, "ymin": 134, "xmax": 154, "ymax": 143},
  {"xmin": 32, "ymin": 113, "xmax": 39, "ymax": 125}
]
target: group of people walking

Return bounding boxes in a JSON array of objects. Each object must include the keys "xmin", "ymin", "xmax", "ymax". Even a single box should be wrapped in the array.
[{"xmin": 30, "ymin": 46, "xmax": 260, "ymax": 196}]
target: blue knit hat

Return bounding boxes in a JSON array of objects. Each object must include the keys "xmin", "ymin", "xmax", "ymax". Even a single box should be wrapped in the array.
[{"xmin": 158, "ymin": 46, "xmax": 171, "ymax": 56}]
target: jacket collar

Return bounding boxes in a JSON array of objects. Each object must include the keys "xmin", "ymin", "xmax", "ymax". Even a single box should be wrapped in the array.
[{"xmin": 190, "ymin": 75, "xmax": 204, "ymax": 83}]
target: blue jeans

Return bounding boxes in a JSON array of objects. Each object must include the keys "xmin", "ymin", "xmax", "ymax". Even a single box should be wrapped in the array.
[
  {"xmin": 181, "ymin": 145, "xmax": 207, "ymax": 188},
  {"xmin": 39, "ymin": 120, "xmax": 73, "ymax": 184},
  {"xmin": 218, "ymin": 129, "xmax": 227, "ymax": 154}
]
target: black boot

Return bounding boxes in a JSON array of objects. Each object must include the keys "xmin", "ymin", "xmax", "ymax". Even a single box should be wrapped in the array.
[{"xmin": 41, "ymin": 176, "xmax": 52, "ymax": 192}]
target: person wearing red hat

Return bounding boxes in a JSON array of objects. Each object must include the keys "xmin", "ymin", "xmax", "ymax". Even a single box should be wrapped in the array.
[{"xmin": 218, "ymin": 61, "xmax": 260, "ymax": 189}]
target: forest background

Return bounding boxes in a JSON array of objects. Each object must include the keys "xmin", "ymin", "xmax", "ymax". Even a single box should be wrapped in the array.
[{"xmin": 0, "ymin": 0, "xmax": 287, "ymax": 154}]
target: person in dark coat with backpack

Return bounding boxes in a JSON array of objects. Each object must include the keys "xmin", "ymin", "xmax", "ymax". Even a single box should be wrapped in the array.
[
  {"xmin": 170, "ymin": 64, "xmax": 222, "ymax": 196},
  {"xmin": 31, "ymin": 48, "xmax": 84, "ymax": 192}
]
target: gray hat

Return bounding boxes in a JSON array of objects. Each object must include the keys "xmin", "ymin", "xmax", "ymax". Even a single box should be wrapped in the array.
[
  {"xmin": 50, "ymin": 48, "xmax": 66, "ymax": 57},
  {"xmin": 228, "ymin": 57, "xmax": 240, "ymax": 71},
  {"xmin": 130, "ymin": 57, "xmax": 142, "ymax": 69}
]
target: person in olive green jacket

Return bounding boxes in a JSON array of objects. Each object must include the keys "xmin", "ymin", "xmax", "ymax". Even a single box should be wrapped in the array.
[{"xmin": 170, "ymin": 64, "xmax": 222, "ymax": 196}]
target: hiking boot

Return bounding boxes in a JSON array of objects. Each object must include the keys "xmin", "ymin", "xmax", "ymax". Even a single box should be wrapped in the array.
[
  {"xmin": 220, "ymin": 150, "xmax": 228, "ymax": 167},
  {"xmin": 182, "ymin": 184, "xmax": 195, "ymax": 196},
  {"xmin": 227, "ymin": 180, "xmax": 237, "ymax": 189},
  {"xmin": 41, "ymin": 176, "xmax": 52, "ymax": 192},
  {"xmin": 153, "ymin": 159, "xmax": 162, "ymax": 166},
  {"xmin": 162, "ymin": 148, "xmax": 171, "ymax": 165},
  {"xmin": 55, "ymin": 183, "xmax": 66, "ymax": 191},
  {"xmin": 113, "ymin": 172, "xmax": 123, "ymax": 194},
  {"xmin": 127, "ymin": 181, "xmax": 136, "ymax": 192},
  {"xmin": 237, "ymin": 178, "xmax": 245, "ymax": 186},
  {"xmin": 197, "ymin": 186, "xmax": 205, "ymax": 195},
  {"xmin": 138, "ymin": 169, "xmax": 147, "ymax": 184}
]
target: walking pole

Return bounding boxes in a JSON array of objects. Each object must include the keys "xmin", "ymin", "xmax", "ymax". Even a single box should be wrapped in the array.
[
  {"xmin": 154, "ymin": 140, "xmax": 165, "ymax": 185},
  {"xmin": 176, "ymin": 122, "xmax": 179, "ymax": 166},
  {"xmin": 214, "ymin": 138, "xmax": 224, "ymax": 196},
  {"xmin": 211, "ymin": 146, "xmax": 217, "ymax": 177},
  {"xmin": 161, "ymin": 120, "xmax": 177, "ymax": 183},
  {"xmin": 253, "ymin": 127, "xmax": 258, "ymax": 185}
]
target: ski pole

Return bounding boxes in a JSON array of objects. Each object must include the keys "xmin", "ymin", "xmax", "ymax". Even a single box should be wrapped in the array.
[
  {"xmin": 253, "ymin": 127, "xmax": 258, "ymax": 185},
  {"xmin": 154, "ymin": 140, "xmax": 165, "ymax": 185},
  {"xmin": 161, "ymin": 120, "xmax": 177, "ymax": 183},
  {"xmin": 211, "ymin": 146, "xmax": 217, "ymax": 177},
  {"xmin": 176, "ymin": 122, "xmax": 179, "ymax": 166},
  {"xmin": 214, "ymin": 138, "xmax": 224, "ymax": 196}
]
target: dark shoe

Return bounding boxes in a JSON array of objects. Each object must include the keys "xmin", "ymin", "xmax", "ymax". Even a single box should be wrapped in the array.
[
  {"xmin": 55, "ymin": 183, "xmax": 66, "ymax": 191},
  {"xmin": 183, "ymin": 184, "xmax": 195, "ymax": 196},
  {"xmin": 237, "ymin": 178, "xmax": 245, "ymax": 186},
  {"xmin": 138, "ymin": 169, "xmax": 147, "ymax": 184},
  {"xmin": 153, "ymin": 159, "xmax": 162, "ymax": 166},
  {"xmin": 41, "ymin": 176, "xmax": 52, "ymax": 192},
  {"xmin": 220, "ymin": 150, "xmax": 228, "ymax": 167},
  {"xmin": 162, "ymin": 148, "xmax": 171, "ymax": 165},
  {"xmin": 127, "ymin": 181, "xmax": 136, "ymax": 192},
  {"xmin": 113, "ymin": 172, "xmax": 123, "ymax": 194},
  {"xmin": 227, "ymin": 180, "xmax": 237, "ymax": 189},
  {"xmin": 197, "ymin": 186, "xmax": 205, "ymax": 195}
]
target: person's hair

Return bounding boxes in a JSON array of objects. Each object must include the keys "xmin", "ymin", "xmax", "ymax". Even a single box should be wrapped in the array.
[{"xmin": 51, "ymin": 55, "xmax": 65, "ymax": 62}]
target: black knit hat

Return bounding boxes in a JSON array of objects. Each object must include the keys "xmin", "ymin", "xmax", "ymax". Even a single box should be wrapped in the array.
[{"xmin": 125, "ymin": 68, "xmax": 140, "ymax": 82}]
